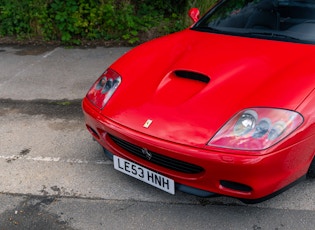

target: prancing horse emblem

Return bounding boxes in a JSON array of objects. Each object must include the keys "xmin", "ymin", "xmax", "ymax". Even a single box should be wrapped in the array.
[
  {"xmin": 143, "ymin": 119, "xmax": 153, "ymax": 128},
  {"xmin": 141, "ymin": 148, "xmax": 152, "ymax": 160}
]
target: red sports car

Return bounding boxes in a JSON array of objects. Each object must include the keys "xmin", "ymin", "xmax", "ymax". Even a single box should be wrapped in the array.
[{"xmin": 82, "ymin": 0, "xmax": 315, "ymax": 203}]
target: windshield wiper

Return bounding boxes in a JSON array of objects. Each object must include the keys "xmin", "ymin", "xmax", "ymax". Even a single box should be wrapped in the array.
[
  {"xmin": 192, "ymin": 27, "xmax": 305, "ymax": 43},
  {"xmin": 192, "ymin": 26, "xmax": 226, "ymax": 33},
  {"xmin": 243, "ymin": 32, "xmax": 302, "ymax": 41}
]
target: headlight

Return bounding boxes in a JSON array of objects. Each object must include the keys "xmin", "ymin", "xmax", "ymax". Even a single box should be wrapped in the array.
[
  {"xmin": 208, "ymin": 108, "xmax": 303, "ymax": 151},
  {"xmin": 86, "ymin": 68, "xmax": 122, "ymax": 109}
]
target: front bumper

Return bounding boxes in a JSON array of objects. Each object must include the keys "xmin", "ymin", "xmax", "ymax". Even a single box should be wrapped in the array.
[
  {"xmin": 82, "ymin": 98, "xmax": 309, "ymax": 202},
  {"xmin": 103, "ymin": 147, "xmax": 217, "ymax": 198}
]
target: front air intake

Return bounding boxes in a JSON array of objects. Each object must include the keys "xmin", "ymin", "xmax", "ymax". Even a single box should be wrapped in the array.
[
  {"xmin": 108, "ymin": 134, "xmax": 204, "ymax": 174},
  {"xmin": 174, "ymin": 70, "xmax": 210, "ymax": 83},
  {"xmin": 220, "ymin": 180, "xmax": 253, "ymax": 192}
]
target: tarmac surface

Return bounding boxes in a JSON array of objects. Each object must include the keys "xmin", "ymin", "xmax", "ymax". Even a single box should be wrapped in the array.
[
  {"xmin": 0, "ymin": 46, "xmax": 130, "ymax": 100},
  {"xmin": 1, "ymin": 45, "xmax": 315, "ymax": 229}
]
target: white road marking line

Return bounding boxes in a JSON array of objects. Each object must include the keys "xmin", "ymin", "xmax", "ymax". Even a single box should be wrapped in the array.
[
  {"xmin": 0, "ymin": 155, "xmax": 112, "ymax": 165},
  {"xmin": 13, "ymin": 49, "xmax": 57, "ymax": 78},
  {"xmin": 42, "ymin": 48, "xmax": 58, "ymax": 58},
  {"xmin": 13, "ymin": 65, "xmax": 32, "ymax": 78}
]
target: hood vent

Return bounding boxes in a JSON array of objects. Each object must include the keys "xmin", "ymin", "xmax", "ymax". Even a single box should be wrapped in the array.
[{"xmin": 174, "ymin": 70, "xmax": 210, "ymax": 83}]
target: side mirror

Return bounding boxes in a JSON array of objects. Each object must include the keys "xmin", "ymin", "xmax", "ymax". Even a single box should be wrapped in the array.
[{"xmin": 188, "ymin": 8, "xmax": 200, "ymax": 23}]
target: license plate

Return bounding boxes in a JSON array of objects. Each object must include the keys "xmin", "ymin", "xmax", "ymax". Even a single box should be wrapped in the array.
[{"xmin": 113, "ymin": 155, "xmax": 175, "ymax": 195}]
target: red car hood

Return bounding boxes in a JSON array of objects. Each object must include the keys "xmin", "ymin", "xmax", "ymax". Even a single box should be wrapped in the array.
[{"xmin": 103, "ymin": 29, "xmax": 315, "ymax": 147}]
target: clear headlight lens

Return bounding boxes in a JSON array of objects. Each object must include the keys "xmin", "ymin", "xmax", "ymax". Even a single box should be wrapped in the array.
[
  {"xmin": 208, "ymin": 108, "xmax": 303, "ymax": 151},
  {"xmin": 233, "ymin": 110, "xmax": 258, "ymax": 136},
  {"xmin": 86, "ymin": 69, "xmax": 121, "ymax": 109}
]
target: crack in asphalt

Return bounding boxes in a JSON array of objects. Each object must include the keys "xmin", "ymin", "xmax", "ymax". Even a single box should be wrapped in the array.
[{"xmin": 0, "ymin": 99, "xmax": 83, "ymax": 120}]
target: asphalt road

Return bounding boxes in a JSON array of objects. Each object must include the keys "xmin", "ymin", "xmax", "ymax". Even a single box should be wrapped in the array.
[{"xmin": 1, "ymin": 45, "xmax": 315, "ymax": 230}]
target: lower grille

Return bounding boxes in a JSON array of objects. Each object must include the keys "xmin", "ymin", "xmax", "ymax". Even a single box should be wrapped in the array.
[{"xmin": 108, "ymin": 134, "xmax": 204, "ymax": 174}]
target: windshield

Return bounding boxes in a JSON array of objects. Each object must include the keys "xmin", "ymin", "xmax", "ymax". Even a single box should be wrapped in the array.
[{"xmin": 193, "ymin": 0, "xmax": 315, "ymax": 44}]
